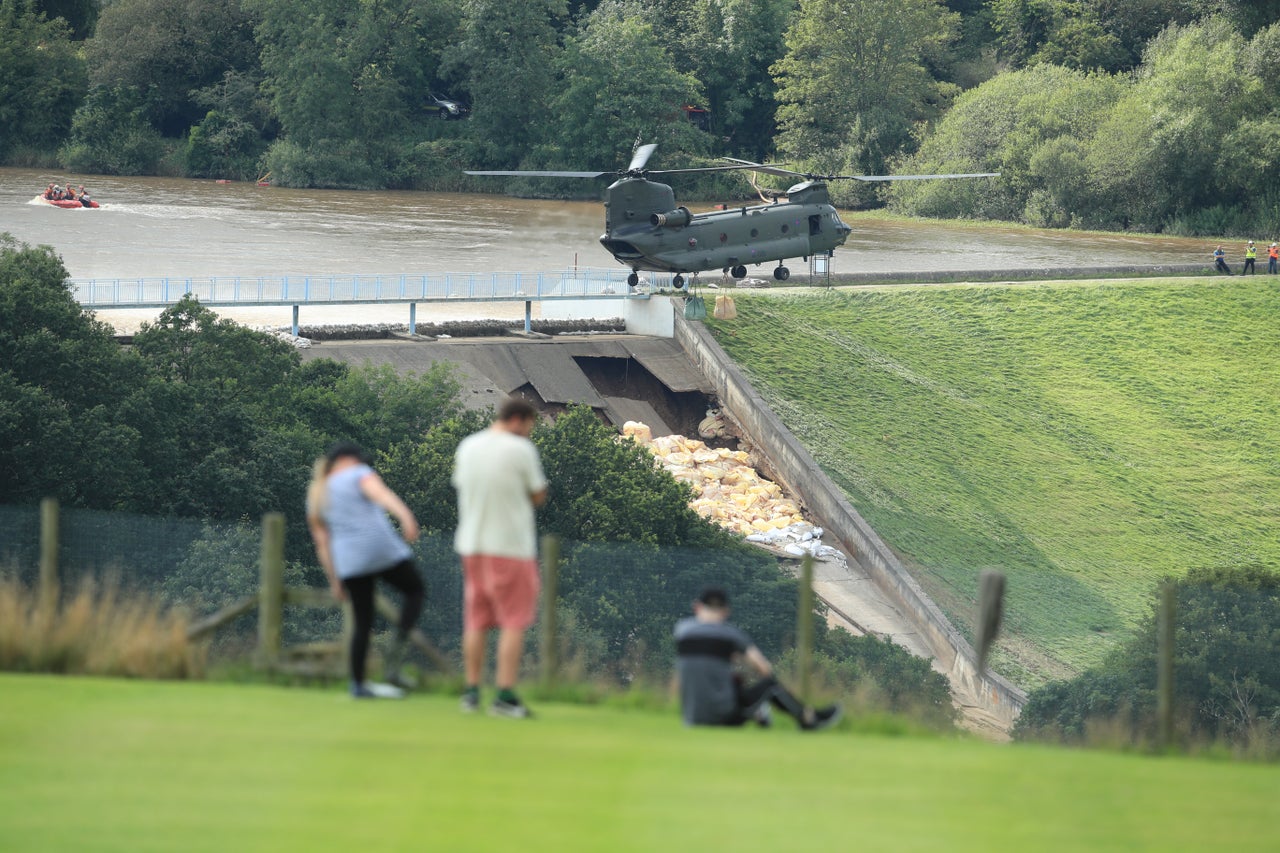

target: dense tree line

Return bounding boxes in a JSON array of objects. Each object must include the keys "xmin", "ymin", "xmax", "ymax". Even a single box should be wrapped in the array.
[
  {"xmin": 890, "ymin": 17, "xmax": 1280, "ymax": 234},
  {"xmin": 3, "ymin": 1, "xmax": 1278, "ymax": 231},
  {"xmin": 0, "ymin": 236, "xmax": 953, "ymax": 720}
]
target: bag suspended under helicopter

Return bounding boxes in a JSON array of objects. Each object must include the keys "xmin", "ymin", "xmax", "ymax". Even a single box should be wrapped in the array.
[
  {"xmin": 683, "ymin": 295, "xmax": 707, "ymax": 320},
  {"xmin": 712, "ymin": 294, "xmax": 737, "ymax": 320}
]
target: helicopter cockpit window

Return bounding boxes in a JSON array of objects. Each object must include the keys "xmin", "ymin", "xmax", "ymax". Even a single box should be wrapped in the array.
[{"xmin": 809, "ymin": 214, "xmax": 821, "ymax": 236}]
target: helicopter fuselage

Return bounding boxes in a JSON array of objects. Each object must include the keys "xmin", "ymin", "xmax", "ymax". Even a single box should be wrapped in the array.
[{"xmin": 598, "ymin": 177, "xmax": 852, "ymax": 276}]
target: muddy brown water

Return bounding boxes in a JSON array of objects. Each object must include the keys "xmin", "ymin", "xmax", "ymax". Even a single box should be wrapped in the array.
[{"xmin": 2, "ymin": 166, "xmax": 1217, "ymax": 282}]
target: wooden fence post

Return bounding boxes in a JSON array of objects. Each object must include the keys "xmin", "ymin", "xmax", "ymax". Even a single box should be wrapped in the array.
[
  {"xmin": 258, "ymin": 512, "xmax": 285, "ymax": 666},
  {"xmin": 976, "ymin": 569, "xmax": 1007, "ymax": 673},
  {"xmin": 38, "ymin": 498, "xmax": 60, "ymax": 617},
  {"xmin": 797, "ymin": 553, "xmax": 815, "ymax": 706},
  {"xmin": 540, "ymin": 534, "xmax": 561, "ymax": 689},
  {"xmin": 1157, "ymin": 580, "xmax": 1176, "ymax": 750}
]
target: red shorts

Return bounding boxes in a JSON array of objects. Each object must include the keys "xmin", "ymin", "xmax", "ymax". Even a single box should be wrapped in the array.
[{"xmin": 462, "ymin": 554, "xmax": 540, "ymax": 632}]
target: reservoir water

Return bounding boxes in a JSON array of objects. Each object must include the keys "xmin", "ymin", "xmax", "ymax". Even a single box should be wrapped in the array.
[{"xmin": 1, "ymin": 167, "xmax": 1219, "ymax": 329}]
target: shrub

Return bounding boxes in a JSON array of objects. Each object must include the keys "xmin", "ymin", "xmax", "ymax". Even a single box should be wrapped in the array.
[
  {"xmin": 1016, "ymin": 566, "xmax": 1280, "ymax": 757},
  {"xmin": 59, "ymin": 86, "xmax": 165, "ymax": 175}
]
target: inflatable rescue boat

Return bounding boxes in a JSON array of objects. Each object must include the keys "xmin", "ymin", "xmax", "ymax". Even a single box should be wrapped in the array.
[{"xmin": 33, "ymin": 194, "xmax": 99, "ymax": 209}]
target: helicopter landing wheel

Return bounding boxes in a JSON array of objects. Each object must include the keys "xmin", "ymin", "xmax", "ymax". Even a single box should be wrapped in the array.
[
  {"xmin": 730, "ymin": 264, "xmax": 747, "ymax": 279},
  {"xmin": 672, "ymin": 274, "xmax": 686, "ymax": 289},
  {"xmin": 627, "ymin": 271, "xmax": 639, "ymax": 287},
  {"xmin": 773, "ymin": 266, "xmax": 790, "ymax": 281}
]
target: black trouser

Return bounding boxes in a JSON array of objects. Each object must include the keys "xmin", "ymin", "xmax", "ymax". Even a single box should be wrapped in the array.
[
  {"xmin": 730, "ymin": 675, "xmax": 808, "ymax": 726},
  {"xmin": 1215, "ymin": 258, "xmax": 1232, "ymax": 274},
  {"xmin": 342, "ymin": 559, "xmax": 425, "ymax": 684},
  {"xmin": 1243, "ymin": 257, "xmax": 1255, "ymax": 274}
]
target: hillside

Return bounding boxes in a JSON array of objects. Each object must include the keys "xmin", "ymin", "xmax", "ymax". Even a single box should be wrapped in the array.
[
  {"xmin": 706, "ymin": 279, "xmax": 1280, "ymax": 685},
  {"xmin": 3, "ymin": 674, "xmax": 1278, "ymax": 851}
]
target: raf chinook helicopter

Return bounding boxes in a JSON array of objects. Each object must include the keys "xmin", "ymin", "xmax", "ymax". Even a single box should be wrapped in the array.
[{"xmin": 466, "ymin": 144, "xmax": 996, "ymax": 289}]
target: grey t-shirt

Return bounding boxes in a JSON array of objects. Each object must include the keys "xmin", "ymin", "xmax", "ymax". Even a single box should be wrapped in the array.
[
  {"xmin": 674, "ymin": 616, "xmax": 752, "ymax": 725},
  {"xmin": 319, "ymin": 464, "xmax": 412, "ymax": 579}
]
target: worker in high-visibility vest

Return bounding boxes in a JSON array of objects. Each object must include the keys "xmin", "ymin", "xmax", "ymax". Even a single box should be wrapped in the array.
[
  {"xmin": 1268, "ymin": 242, "xmax": 1278, "ymax": 274},
  {"xmin": 1243, "ymin": 241, "xmax": 1257, "ymax": 275}
]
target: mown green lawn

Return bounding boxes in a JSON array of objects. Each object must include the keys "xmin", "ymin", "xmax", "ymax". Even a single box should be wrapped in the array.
[
  {"xmin": 706, "ymin": 278, "xmax": 1280, "ymax": 684},
  {"xmin": 1, "ymin": 674, "xmax": 1277, "ymax": 851}
]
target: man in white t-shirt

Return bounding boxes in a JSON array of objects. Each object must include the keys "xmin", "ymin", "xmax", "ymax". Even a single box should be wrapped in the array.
[{"xmin": 452, "ymin": 397, "xmax": 548, "ymax": 717}]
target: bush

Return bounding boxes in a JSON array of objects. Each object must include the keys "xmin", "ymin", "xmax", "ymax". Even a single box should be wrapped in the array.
[
  {"xmin": 261, "ymin": 138, "xmax": 382, "ymax": 189},
  {"xmin": 183, "ymin": 109, "xmax": 267, "ymax": 181},
  {"xmin": 59, "ymin": 86, "xmax": 165, "ymax": 175},
  {"xmin": 1016, "ymin": 566, "xmax": 1280, "ymax": 756}
]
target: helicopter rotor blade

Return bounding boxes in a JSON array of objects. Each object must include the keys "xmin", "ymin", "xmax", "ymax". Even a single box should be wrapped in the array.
[
  {"xmin": 645, "ymin": 163, "xmax": 791, "ymax": 176},
  {"xmin": 844, "ymin": 172, "xmax": 1001, "ymax": 182},
  {"xmin": 718, "ymin": 157, "xmax": 805, "ymax": 180},
  {"xmin": 464, "ymin": 169, "xmax": 612, "ymax": 179},
  {"xmin": 628, "ymin": 143, "xmax": 658, "ymax": 172}
]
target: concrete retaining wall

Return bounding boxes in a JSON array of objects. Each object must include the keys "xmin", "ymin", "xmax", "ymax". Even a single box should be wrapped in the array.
[
  {"xmin": 542, "ymin": 296, "xmax": 675, "ymax": 338},
  {"xmin": 673, "ymin": 307, "xmax": 1027, "ymax": 727}
]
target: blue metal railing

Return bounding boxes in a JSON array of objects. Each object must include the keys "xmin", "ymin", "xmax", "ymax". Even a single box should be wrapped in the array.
[{"xmin": 69, "ymin": 268, "xmax": 664, "ymax": 308}]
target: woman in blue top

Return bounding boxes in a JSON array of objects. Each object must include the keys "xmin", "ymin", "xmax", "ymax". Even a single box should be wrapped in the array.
[{"xmin": 307, "ymin": 442, "xmax": 425, "ymax": 698}]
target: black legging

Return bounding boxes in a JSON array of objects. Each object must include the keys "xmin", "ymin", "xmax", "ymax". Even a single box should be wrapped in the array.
[
  {"xmin": 342, "ymin": 559, "xmax": 425, "ymax": 684},
  {"xmin": 732, "ymin": 675, "xmax": 808, "ymax": 725}
]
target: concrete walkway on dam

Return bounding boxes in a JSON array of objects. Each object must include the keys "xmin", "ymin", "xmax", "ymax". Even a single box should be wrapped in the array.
[{"xmin": 303, "ymin": 332, "xmax": 1008, "ymax": 736}]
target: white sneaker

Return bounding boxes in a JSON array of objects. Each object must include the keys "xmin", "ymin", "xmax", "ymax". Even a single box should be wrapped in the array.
[{"xmin": 366, "ymin": 682, "xmax": 406, "ymax": 700}]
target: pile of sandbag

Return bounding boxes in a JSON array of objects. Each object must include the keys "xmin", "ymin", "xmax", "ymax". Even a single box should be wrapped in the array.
[{"xmin": 622, "ymin": 422, "xmax": 839, "ymax": 563}]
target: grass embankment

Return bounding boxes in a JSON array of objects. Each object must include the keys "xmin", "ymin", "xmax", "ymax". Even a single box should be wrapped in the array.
[
  {"xmin": 706, "ymin": 278, "xmax": 1280, "ymax": 685},
  {"xmin": 2, "ymin": 674, "xmax": 1277, "ymax": 851}
]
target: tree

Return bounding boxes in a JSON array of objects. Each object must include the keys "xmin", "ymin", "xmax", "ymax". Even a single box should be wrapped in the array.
[
  {"xmin": 990, "ymin": 0, "xmax": 1202, "ymax": 73},
  {"xmin": 545, "ymin": 2, "xmax": 705, "ymax": 171},
  {"xmin": 59, "ymin": 85, "xmax": 166, "ymax": 174},
  {"xmin": 447, "ymin": 0, "xmax": 566, "ymax": 168},
  {"xmin": 183, "ymin": 71, "xmax": 273, "ymax": 180},
  {"xmin": 1016, "ymin": 566, "xmax": 1280, "ymax": 747},
  {"xmin": 0, "ymin": 0, "xmax": 87, "ymax": 163},
  {"xmin": 888, "ymin": 64, "xmax": 1122, "ymax": 224},
  {"xmin": 33, "ymin": 0, "xmax": 98, "ymax": 39},
  {"xmin": 0, "ymin": 236, "xmax": 145, "ymax": 506},
  {"xmin": 771, "ymin": 0, "xmax": 960, "ymax": 204},
  {"xmin": 1085, "ymin": 17, "xmax": 1264, "ymax": 231},
  {"xmin": 253, "ymin": 0, "xmax": 461, "ymax": 187},
  {"xmin": 87, "ymin": 0, "xmax": 260, "ymax": 137},
  {"xmin": 653, "ymin": 0, "xmax": 795, "ymax": 159}
]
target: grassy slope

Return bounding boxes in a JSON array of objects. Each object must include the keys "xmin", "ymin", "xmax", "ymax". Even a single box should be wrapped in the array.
[
  {"xmin": 706, "ymin": 279, "xmax": 1280, "ymax": 684},
  {"xmin": 2, "ymin": 674, "xmax": 1278, "ymax": 851}
]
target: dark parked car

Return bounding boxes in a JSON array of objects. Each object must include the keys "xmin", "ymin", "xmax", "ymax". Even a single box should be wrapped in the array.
[{"xmin": 428, "ymin": 93, "xmax": 469, "ymax": 120}]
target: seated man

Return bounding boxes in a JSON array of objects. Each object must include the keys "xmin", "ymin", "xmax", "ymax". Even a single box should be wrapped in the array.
[{"xmin": 675, "ymin": 586, "xmax": 841, "ymax": 730}]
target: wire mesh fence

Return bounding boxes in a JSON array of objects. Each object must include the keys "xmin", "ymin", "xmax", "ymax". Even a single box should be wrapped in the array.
[
  {"xmin": 8, "ymin": 500, "xmax": 1276, "ymax": 749},
  {"xmin": 0, "ymin": 503, "xmax": 807, "ymax": 685}
]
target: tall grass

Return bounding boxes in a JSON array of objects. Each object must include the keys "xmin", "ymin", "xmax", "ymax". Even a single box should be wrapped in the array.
[{"xmin": 0, "ymin": 575, "xmax": 203, "ymax": 679}]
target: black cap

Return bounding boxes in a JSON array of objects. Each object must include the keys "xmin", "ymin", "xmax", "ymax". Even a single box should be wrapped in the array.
[
  {"xmin": 696, "ymin": 586, "xmax": 729, "ymax": 608},
  {"xmin": 325, "ymin": 441, "xmax": 371, "ymax": 466}
]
